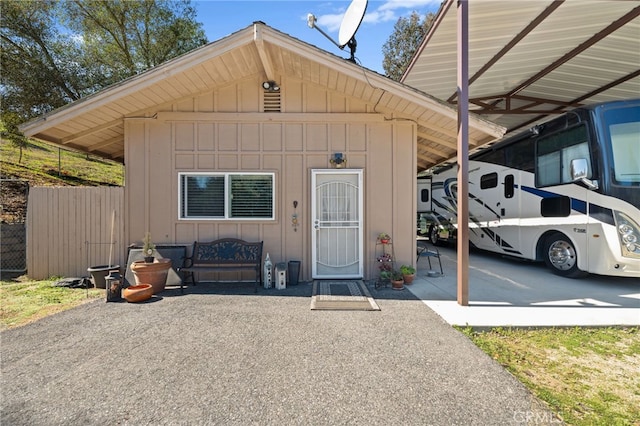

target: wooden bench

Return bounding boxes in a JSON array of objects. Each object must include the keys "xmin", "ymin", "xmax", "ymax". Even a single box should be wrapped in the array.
[{"xmin": 178, "ymin": 238, "xmax": 263, "ymax": 292}]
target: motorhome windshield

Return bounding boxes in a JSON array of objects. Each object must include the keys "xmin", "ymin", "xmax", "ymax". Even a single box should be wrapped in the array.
[{"xmin": 602, "ymin": 104, "xmax": 640, "ymax": 186}]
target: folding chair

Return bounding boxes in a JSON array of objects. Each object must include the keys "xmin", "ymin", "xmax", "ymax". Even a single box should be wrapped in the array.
[{"xmin": 416, "ymin": 240, "xmax": 443, "ymax": 276}]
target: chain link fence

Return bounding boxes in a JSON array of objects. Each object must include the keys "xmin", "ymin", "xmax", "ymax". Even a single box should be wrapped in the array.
[{"xmin": 1, "ymin": 179, "xmax": 29, "ymax": 275}]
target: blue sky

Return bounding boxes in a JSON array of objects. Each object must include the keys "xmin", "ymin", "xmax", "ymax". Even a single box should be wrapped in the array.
[{"xmin": 193, "ymin": 0, "xmax": 441, "ymax": 74}]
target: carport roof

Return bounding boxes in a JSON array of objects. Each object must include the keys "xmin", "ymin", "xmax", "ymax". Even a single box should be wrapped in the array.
[
  {"xmin": 19, "ymin": 22, "xmax": 504, "ymax": 172},
  {"xmin": 402, "ymin": 0, "xmax": 640, "ymax": 134}
]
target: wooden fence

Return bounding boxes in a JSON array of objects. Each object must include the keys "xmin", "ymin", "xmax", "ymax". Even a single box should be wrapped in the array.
[{"xmin": 27, "ymin": 187, "xmax": 125, "ymax": 279}]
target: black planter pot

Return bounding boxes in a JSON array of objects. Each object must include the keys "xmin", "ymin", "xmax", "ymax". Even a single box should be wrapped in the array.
[{"xmin": 87, "ymin": 265, "xmax": 120, "ymax": 289}]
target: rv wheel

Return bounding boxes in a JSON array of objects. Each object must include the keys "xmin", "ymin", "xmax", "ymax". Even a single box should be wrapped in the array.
[
  {"xmin": 543, "ymin": 232, "xmax": 587, "ymax": 278},
  {"xmin": 429, "ymin": 225, "xmax": 441, "ymax": 246}
]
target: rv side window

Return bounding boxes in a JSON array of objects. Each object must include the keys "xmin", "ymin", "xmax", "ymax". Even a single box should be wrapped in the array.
[
  {"xmin": 541, "ymin": 196, "xmax": 571, "ymax": 217},
  {"xmin": 535, "ymin": 125, "xmax": 591, "ymax": 187},
  {"xmin": 480, "ymin": 172, "xmax": 498, "ymax": 189},
  {"xmin": 420, "ymin": 188, "xmax": 429, "ymax": 203}
]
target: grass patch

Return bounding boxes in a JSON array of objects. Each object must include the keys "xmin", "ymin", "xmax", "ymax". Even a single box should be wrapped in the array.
[
  {"xmin": 0, "ymin": 277, "xmax": 103, "ymax": 330},
  {"xmin": 0, "ymin": 138, "xmax": 123, "ymax": 187},
  {"xmin": 459, "ymin": 326, "xmax": 640, "ymax": 426}
]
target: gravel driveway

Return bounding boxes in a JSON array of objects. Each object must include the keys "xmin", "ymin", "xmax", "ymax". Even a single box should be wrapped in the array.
[{"xmin": 1, "ymin": 282, "xmax": 559, "ymax": 425}]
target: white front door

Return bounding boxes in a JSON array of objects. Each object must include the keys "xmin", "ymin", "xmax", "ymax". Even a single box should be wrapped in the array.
[{"xmin": 311, "ymin": 169, "xmax": 363, "ymax": 279}]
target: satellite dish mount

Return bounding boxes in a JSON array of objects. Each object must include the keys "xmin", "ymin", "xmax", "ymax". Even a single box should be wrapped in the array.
[{"xmin": 307, "ymin": 0, "xmax": 367, "ymax": 63}]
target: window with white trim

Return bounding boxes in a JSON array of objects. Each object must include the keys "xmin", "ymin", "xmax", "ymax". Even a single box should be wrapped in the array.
[{"xmin": 179, "ymin": 173, "xmax": 274, "ymax": 220}]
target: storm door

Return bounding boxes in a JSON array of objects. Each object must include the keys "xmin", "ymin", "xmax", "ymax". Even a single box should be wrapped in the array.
[{"xmin": 311, "ymin": 170, "xmax": 363, "ymax": 279}]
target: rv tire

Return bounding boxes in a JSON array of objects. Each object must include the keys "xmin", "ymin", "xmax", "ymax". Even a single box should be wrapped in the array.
[
  {"xmin": 543, "ymin": 232, "xmax": 588, "ymax": 278},
  {"xmin": 429, "ymin": 225, "xmax": 441, "ymax": 246}
]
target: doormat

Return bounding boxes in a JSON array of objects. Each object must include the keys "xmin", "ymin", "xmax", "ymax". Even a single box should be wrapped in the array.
[{"xmin": 311, "ymin": 280, "xmax": 380, "ymax": 311}]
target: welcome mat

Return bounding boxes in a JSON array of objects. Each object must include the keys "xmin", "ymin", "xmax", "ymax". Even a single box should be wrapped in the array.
[{"xmin": 311, "ymin": 280, "xmax": 380, "ymax": 311}]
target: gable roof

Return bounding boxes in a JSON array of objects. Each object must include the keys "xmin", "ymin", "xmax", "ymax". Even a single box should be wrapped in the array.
[
  {"xmin": 402, "ymin": 0, "xmax": 640, "ymax": 134},
  {"xmin": 20, "ymin": 22, "xmax": 504, "ymax": 171}
]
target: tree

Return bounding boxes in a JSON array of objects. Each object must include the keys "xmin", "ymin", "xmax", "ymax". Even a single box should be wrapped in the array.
[
  {"xmin": 0, "ymin": 0, "xmax": 207, "ymax": 121},
  {"xmin": 382, "ymin": 11, "xmax": 435, "ymax": 81},
  {"xmin": 1, "ymin": 112, "xmax": 29, "ymax": 163},
  {"xmin": 62, "ymin": 0, "xmax": 207, "ymax": 82},
  {"xmin": 1, "ymin": 1, "xmax": 92, "ymax": 119}
]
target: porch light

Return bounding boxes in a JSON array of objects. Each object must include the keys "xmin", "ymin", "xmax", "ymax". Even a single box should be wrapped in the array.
[{"xmin": 330, "ymin": 153, "xmax": 346, "ymax": 168}]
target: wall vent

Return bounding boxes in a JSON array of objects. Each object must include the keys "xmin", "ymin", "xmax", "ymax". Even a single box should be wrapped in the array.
[{"xmin": 263, "ymin": 90, "xmax": 281, "ymax": 112}]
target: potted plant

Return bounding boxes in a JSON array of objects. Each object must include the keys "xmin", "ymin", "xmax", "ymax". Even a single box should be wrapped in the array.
[
  {"xmin": 377, "ymin": 233, "xmax": 391, "ymax": 244},
  {"xmin": 378, "ymin": 262, "xmax": 392, "ymax": 279},
  {"xmin": 379, "ymin": 270, "xmax": 392, "ymax": 281},
  {"xmin": 400, "ymin": 265, "xmax": 416, "ymax": 284},
  {"xmin": 375, "ymin": 259, "xmax": 391, "ymax": 287},
  {"xmin": 130, "ymin": 233, "xmax": 172, "ymax": 294},
  {"xmin": 390, "ymin": 269, "xmax": 404, "ymax": 290},
  {"xmin": 142, "ymin": 231, "xmax": 156, "ymax": 263}
]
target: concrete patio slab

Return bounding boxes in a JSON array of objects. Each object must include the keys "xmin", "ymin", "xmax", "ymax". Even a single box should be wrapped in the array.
[{"xmin": 409, "ymin": 245, "xmax": 640, "ymax": 328}]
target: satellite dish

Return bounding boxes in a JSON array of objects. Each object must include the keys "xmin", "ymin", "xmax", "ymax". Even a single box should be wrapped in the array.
[
  {"xmin": 307, "ymin": 0, "xmax": 368, "ymax": 63},
  {"xmin": 338, "ymin": 0, "xmax": 367, "ymax": 48}
]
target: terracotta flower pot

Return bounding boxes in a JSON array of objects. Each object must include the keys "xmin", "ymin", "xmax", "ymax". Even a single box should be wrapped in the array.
[
  {"xmin": 123, "ymin": 284, "xmax": 153, "ymax": 303},
  {"xmin": 130, "ymin": 259, "xmax": 171, "ymax": 294},
  {"xmin": 403, "ymin": 273, "xmax": 415, "ymax": 284},
  {"xmin": 391, "ymin": 279, "xmax": 404, "ymax": 290}
]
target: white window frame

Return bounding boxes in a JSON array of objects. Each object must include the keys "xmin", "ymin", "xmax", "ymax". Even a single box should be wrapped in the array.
[{"xmin": 178, "ymin": 172, "xmax": 275, "ymax": 221}]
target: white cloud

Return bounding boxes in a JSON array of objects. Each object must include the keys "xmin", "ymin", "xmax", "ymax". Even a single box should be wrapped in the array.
[
  {"xmin": 317, "ymin": 12, "xmax": 347, "ymax": 32},
  {"xmin": 308, "ymin": 0, "xmax": 439, "ymax": 33},
  {"xmin": 362, "ymin": 9, "xmax": 396, "ymax": 25}
]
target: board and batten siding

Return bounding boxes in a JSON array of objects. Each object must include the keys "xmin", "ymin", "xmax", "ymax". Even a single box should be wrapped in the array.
[
  {"xmin": 124, "ymin": 77, "xmax": 418, "ymax": 282},
  {"xmin": 27, "ymin": 187, "xmax": 124, "ymax": 280}
]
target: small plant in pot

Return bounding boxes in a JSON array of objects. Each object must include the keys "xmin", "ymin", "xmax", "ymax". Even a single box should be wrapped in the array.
[
  {"xmin": 379, "ymin": 270, "xmax": 392, "ymax": 282},
  {"xmin": 131, "ymin": 232, "xmax": 172, "ymax": 294},
  {"xmin": 142, "ymin": 232, "xmax": 156, "ymax": 263},
  {"xmin": 389, "ymin": 269, "xmax": 404, "ymax": 290},
  {"xmin": 400, "ymin": 265, "xmax": 416, "ymax": 284},
  {"xmin": 377, "ymin": 233, "xmax": 391, "ymax": 244}
]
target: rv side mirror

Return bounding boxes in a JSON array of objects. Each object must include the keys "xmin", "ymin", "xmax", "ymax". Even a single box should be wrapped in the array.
[
  {"xmin": 570, "ymin": 158, "xmax": 589, "ymax": 180},
  {"xmin": 570, "ymin": 158, "xmax": 598, "ymax": 190}
]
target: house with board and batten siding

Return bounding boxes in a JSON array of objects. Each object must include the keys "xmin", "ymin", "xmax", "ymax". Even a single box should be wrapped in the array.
[{"xmin": 20, "ymin": 22, "xmax": 503, "ymax": 283}]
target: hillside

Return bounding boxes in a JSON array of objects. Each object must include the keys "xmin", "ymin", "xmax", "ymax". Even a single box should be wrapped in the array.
[{"xmin": 0, "ymin": 139, "xmax": 124, "ymax": 223}]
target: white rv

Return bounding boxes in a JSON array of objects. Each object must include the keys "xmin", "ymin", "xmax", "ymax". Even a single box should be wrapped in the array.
[{"xmin": 418, "ymin": 99, "xmax": 640, "ymax": 278}]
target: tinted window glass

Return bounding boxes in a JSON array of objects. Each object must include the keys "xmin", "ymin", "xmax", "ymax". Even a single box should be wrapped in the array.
[
  {"xmin": 481, "ymin": 172, "xmax": 498, "ymax": 189},
  {"xmin": 475, "ymin": 149, "xmax": 505, "ymax": 166},
  {"xmin": 541, "ymin": 196, "xmax": 571, "ymax": 217},
  {"xmin": 536, "ymin": 125, "xmax": 591, "ymax": 187},
  {"xmin": 505, "ymin": 138, "xmax": 535, "ymax": 172}
]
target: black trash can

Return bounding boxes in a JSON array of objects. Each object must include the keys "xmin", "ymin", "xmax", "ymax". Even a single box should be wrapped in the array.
[{"xmin": 288, "ymin": 261, "xmax": 300, "ymax": 286}]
